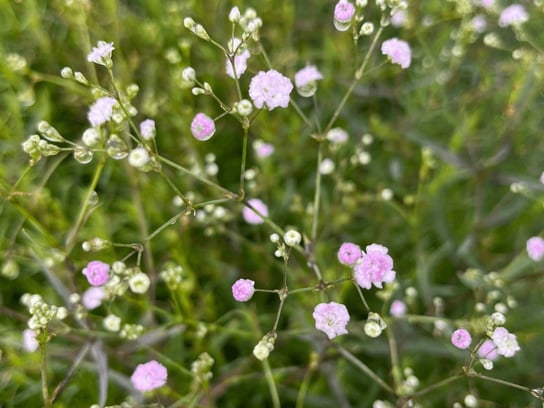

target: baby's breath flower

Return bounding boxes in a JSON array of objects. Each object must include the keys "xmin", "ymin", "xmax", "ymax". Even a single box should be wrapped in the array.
[
  {"xmin": 381, "ymin": 38, "xmax": 412, "ymax": 69},
  {"xmin": 103, "ymin": 314, "xmax": 121, "ymax": 332},
  {"xmin": 284, "ymin": 230, "xmax": 302, "ymax": 247},
  {"xmin": 128, "ymin": 147, "xmax": 151, "ymax": 169},
  {"xmin": 87, "ymin": 41, "xmax": 115, "ymax": 68},
  {"xmin": 128, "ymin": 272, "xmax": 151, "ymax": 294},
  {"xmin": 131, "ymin": 360, "xmax": 168, "ymax": 392}
]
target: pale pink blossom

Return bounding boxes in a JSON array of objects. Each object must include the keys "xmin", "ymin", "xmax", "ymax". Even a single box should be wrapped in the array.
[
  {"xmin": 491, "ymin": 327, "xmax": 520, "ymax": 357},
  {"xmin": 82, "ymin": 260, "xmax": 110, "ymax": 287},
  {"xmin": 334, "ymin": 1, "xmax": 355, "ymax": 23},
  {"xmin": 391, "ymin": 10, "xmax": 407, "ymax": 27},
  {"xmin": 131, "ymin": 360, "xmax": 168, "ymax": 392},
  {"xmin": 23, "ymin": 329, "xmax": 39, "ymax": 352},
  {"xmin": 337, "ymin": 242, "xmax": 362, "ymax": 266},
  {"xmin": 480, "ymin": 0, "xmax": 495, "ymax": 9},
  {"xmin": 451, "ymin": 328, "xmax": 472, "ymax": 349},
  {"xmin": 354, "ymin": 244, "xmax": 395, "ymax": 289},
  {"xmin": 294, "ymin": 65, "xmax": 323, "ymax": 97},
  {"xmin": 526, "ymin": 236, "xmax": 544, "ymax": 261},
  {"xmin": 243, "ymin": 198, "xmax": 268, "ymax": 224},
  {"xmin": 381, "ymin": 38, "xmax": 412, "ymax": 69},
  {"xmin": 477, "ymin": 339, "xmax": 499, "ymax": 361},
  {"xmin": 313, "ymin": 301, "xmax": 350, "ymax": 339},
  {"xmin": 498, "ymin": 4, "xmax": 529, "ymax": 27},
  {"xmin": 82, "ymin": 286, "xmax": 106, "ymax": 310},
  {"xmin": 232, "ymin": 279, "xmax": 255, "ymax": 302},
  {"xmin": 226, "ymin": 51, "xmax": 251, "ymax": 79},
  {"xmin": 191, "ymin": 113, "xmax": 215, "ymax": 141},
  {"xmin": 88, "ymin": 97, "xmax": 117, "ymax": 127},
  {"xmin": 87, "ymin": 41, "xmax": 115, "ymax": 66},
  {"xmin": 249, "ymin": 70, "xmax": 293, "ymax": 110},
  {"xmin": 140, "ymin": 119, "xmax": 156, "ymax": 140},
  {"xmin": 390, "ymin": 300, "xmax": 407, "ymax": 317}
]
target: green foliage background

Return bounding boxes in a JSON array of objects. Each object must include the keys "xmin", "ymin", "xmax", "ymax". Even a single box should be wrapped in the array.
[{"xmin": 1, "ymin": 0, "xmax": 543, "ymax": 407}]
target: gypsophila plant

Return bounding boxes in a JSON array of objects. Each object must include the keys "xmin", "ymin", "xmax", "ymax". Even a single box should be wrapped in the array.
[{"xmin": 1, "ymin": 0, "xmax": 544, "ymax": 407}]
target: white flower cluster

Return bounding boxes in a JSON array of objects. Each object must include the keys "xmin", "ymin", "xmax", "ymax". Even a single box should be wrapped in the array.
[
  {"xmin": 191, "ymin": 352, "xmax": 215, "ymax": 384},
  {"xmin": 160, "ymin": 264, "xmax": 185, "ymax": 290},
  {"xmin": 253, "ymin": 331, "xmax": 277, "ymax": 361},
  {"xmin": 21, "ymin": 293, "xmax": 68, "ymax": 331}
]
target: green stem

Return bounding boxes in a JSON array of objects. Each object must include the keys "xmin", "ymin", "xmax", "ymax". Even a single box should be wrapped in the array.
[
  {"xmin": 310, "ymin": 142, "xmax": 323, "ymax": 244},
  {"xmin": 354, "ymin": 283, "xmax": 371, "ymax": 312},
  {"xmin": 335, "ymin": 345, "xmax": 395, "ymax": 394},
  {"xmin": 324, "ymin": 25, "xmax": 384, "ymax": 133},
  {"xmin": 412, "ymin": 373, "xmax": 464, "ymax": 398},
  {"xmin": 238, "ymin": 127, "xmax": 249, "ymax": 198},
  {"xmin": 262, "ymin": 359, "xmax": 281, "ymax": 408},
  {"xmin": 65, "ymin": 157, "xmax": 106, "ymax": 254},
  {"xmin": 387, "ymin": 325, "xmax": 403, "ymax": 394},
  {"xmin": 40, "ymin": 335, "xmax": 51, "ymax": 408}
]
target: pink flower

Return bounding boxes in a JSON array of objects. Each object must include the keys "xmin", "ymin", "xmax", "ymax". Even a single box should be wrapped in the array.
[
  {"xmin": 381, "ymin": 38, "xmax": 412, "ymax": 69},
  {"xmin": 243, "ymin": 198, "xmax": 269, "ymax": 224},
  {"xmin": 191, "ymin": 113, "xmax": 215, "ymax": 141},
  {"xmin": 480, "ymin": 0, "xmax": 495, "ymax": 9},
  {"xmin": 313, "ymin": 301, "xmax": 350, "ymax": 339},
  {"xmin": 390, "ymin": 300, "xmax": 407, "ymax": 317},
  {"xmin": 88, "ymin": 97, "xmax": 117, "ymax": 127},
  {"xmin": 82, "ymin": 286, "xmax": 106, "ymax": 310},
  {"xmin": 471, "ymin": 15, "xmax": 487, "ymax": 33},
  {"xmin": 140, "ymin": 119, "xmax": 156, "ymax": 141},
  {"xmin": 499, "ymin": 4, "xmax": 529, "ymax": 27},
  {"xmin": 23, "ymin": 329, "xmax": 39, "ymax": 352},
  {"xmin": 82, "ymin": 260, "xmax": 110, "ymax": 287},
  {"xmin": 337, "ymin": 242, "xmax": 362, "ymax": 266},
  {"xmin": 226, "ymin": 51, "xmax": 251, "ymax": 79},
  {"xmin": 354, "ymin": 243, "xmax": 395, "ymax": 289},
  {"xmin": 87, "ymin": 41, "xmax": 115, "ymax": 66},
  {"xmin": 491, "ymin": 327, "xmax": 520, "ymax": 357},
  {"xmin": 477, "ymin": 339, "xmax": 499, "ymax": 361},
  {"xmin": 526, "ymin": 236, "xmax": 544, "ymax": 261},
  {"xmin": 391, "ymin": 10, "xmax": 407, "ymax": 28},
  {"xmin": 334, "ymin": 1, "xmax": 355, "ymax": 24},
  {"xmin": 232, "ymin": 279, "xmax": 255, "ymax": 302},
  {"xmin": 131, "ymin": 360, "xmax": 168, "ymax": 392},
  {"xmin": 294, "ymin": 65, "xmax": 323, "ymax": 97},
  {"xmin": 451, "ymin": 329, "xmax": 472, "ymax": 349},
  {"xmin": 249, "ymin": 70, "xmax": 293, "ymax": 110},
  {"xmin": 253, "ymin": 140, "xmax": 275, "ymax": 158}
]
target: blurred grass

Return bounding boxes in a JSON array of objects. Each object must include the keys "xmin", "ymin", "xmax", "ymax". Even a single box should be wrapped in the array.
[{"xmin": 1, "ymin": 0, "xmax": 544, "ymax": 406}]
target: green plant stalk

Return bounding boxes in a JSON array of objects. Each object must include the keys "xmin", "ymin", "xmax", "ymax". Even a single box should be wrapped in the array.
[
  {"xmin": 65, "ymin": 157, "xmax": 106, "ymax": 254},
  {"xmin": 354, "ymin": 283, "xmax": 371, "ymax": 312},
  {"xmin": 238, "ymin": 127, "xmax": 249, "ymax": 198},
  {"xmin": 296, "ymin": 363, "xmax": 315, "ymax": 408},
  {"xmin": 387, "ymin": 325, "xmax": 403, "ymax": 395},
  {"xmin": 411, "ymin": 373, "xmax": 464, "ymax": 398},
  {"xmin": 335, "ymin": 345, "xmax": 395, "ymax": 394},
  {"xmin": 324, "ymin": 25, "xmax": 384, "ymax": 133},
  {"xmin": 40, "ymin": 335, "xmax": 51, "ymax": 408},
  {"xmin": 262, "ymin": 359, "xmax": 281, "ymax": 408}
]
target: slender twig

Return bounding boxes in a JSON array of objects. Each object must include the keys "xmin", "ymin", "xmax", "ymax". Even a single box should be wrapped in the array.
[
  {"xmin": 335, "ymin": 344, "xmax": 395, "ymax": 394},
  {"xmin": 262, "ymin": 359, "xmax": 281, "ymax": 408}
]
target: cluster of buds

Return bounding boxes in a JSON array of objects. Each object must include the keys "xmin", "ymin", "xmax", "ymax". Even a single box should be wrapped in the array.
[
  {"xmin": 21, "ymin": 293, "xmax": 68, "ymax": 331},
  {"xmin": 60, "ymin": 66, "xmax": 89, "ymax": 85},
  {"xmin": 105, "ymin": 262, "xmax": 151, "ymax": 296},
  {"xmin": 183, "ymin": 17, "xmax": 210, "ymax": 41},
  {"xmin": 119, "ymin": 323, "xmax": 144, "ymax": 340},
  {"xmin": 399, "ymin": 367, "xmax": 420, "ymax": 394},
  {"xmin": 269, "ymin": 229, "xmax": 302, "ymax": 260},
  {"xmin": 22, "ymin": 134, "xmax": 61, "ymax": 166},
  {"xmin": 230, "ymin": 7, "xmax": 263, "ymax": 41},
  {"xmin": 191, "ymin": 352, "xmax": 214, "ymax": 385},
  {"xmin": 82, "ymin": 237, "xmax": 111, "ymax": 252},
  {"xmin": 160, "ymin": 263, "xmax": 185, "ymax": 291},
  {"xmin": 363, "ymin": 312, "xmax": 387, "ymax": 338},
  {"xmin": 253, "ymin": 331, "xmax": 277, "ymax": 361}
]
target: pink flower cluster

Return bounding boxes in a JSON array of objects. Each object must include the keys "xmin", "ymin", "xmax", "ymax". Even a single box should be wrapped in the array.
[
  {"xmin": 249, "ymin": 69, "xmax": 293, "ymax": 110},
  {"xmin": 451, "ymin": 328, "xmax": 472, "ymax": 349},
  {"xmin": 243, "ymin": 198, "xmax": 269, "ymax": 224},
  {"xmin": 88, "ymin": 96, "xmax": 117, "ymax": 127},
  {"xmin": 87, "ymin": 41, "xmax": 115, "ymax": 66},
  {"xmin": 313, "ymin": 301, "xmax": 350, "ymax": 339},
  {"xmin": 82, "ymin": 260, "xmax": 110, "ymax": 286},
  {"xmin": 191, "ymin": 113, "xmax": 216, "ymax": 141},
  {"xmin": 381, "ymin": 38, "xmax": 412, "ymax": 69},
  {"xmin": 498, "ymin": 4, "xmax": 529, "ymax": 27},
  {"xmin": 338, "ymin": 242, "xmax": 396, "ymax": 289},
  {"xmin": 131, "ymin": 360, "xmax": 168, "ymax": 392},
  {"xmin": 232, "ymin": 278, "xmax": 255, "ymax": 302},
  {"xmin": 526, "ymin": 236, "xmax": 544, "ymax": 262}
]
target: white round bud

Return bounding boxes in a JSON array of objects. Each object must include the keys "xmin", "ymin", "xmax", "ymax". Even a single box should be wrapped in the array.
[
  {"xmin": 283, "ymin": 230, "xmax": 301, "ymax": 247},
  {"xmin": 103, "ymin": 314, "xmax": 121, "ymax": 332},
  {"xmin": 236, "ymin": 99, "xmax": 253, "ymax": 116},
  {"xmin": 364, "ymin": 321, "xmax": 383, "ymax": 338},
  {"xmin": 229, "ymin": 6, "xmax": 241, "ymax": 22},
  {"xmin": 181, "ymin": 67, "xmax": 196, "ymax": 82},
  {"xmin": 82, "ymin": 128, "xmax": 101, "ymax": 147},
  {"xmin": 128, "ymin": 272, "xmax": 151, "ymax": 294},
  {"xmin": 128, "ymin": 147, "xmax": 150, "ymax": 169}
]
